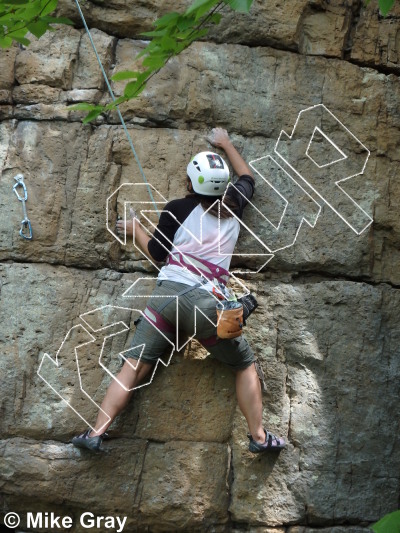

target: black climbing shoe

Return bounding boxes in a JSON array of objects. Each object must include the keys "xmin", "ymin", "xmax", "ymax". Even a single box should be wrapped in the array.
[
  {"xmin": 248, "ymin": 429, "xmax": 286, "ymax": 453},
  {"xmin": 72, "ymin": 429, "xmax": 106, "ymax": 451}
]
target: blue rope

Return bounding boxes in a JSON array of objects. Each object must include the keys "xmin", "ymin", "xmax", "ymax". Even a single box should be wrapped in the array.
[{"xmin": 74, "ymin": 0, "xmax": 160, "ymax": 217}]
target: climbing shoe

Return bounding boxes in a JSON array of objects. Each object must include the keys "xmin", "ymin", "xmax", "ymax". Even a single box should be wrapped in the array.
[
  {"xmin": 248, "ymin": 429, "xmax": 286, "ymax": 453},
  {"xmin": 72, "ymin": 429, "xmax": 107, "ymax": 451}
]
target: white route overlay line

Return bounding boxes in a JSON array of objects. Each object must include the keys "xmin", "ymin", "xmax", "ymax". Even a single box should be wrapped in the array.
[
  {"xmin": 38, "ymin": 103, "xmax": 373, "ymax": 429},
  {"xmin": 222, "ymin": 168, "xmax": 322, "ymax": 255},
  {"xmin": 79, "ymin": 305, "xmax": 175, "ymax": 389},
  {"xmin": 274, "ymin": 103, "xmax": 373, "ymax": 235},
  {"xmin": 37, "ymin": 305, "xmax": 175, "ymax": 434},
  {"xmin": 122, "ymin": 282, "xmax": 217, "ymax": 353},
  {"xmin": 37, "ymin": 324, "xmax": 113, "ymax": 434},
  {"xmin": 110, "ymin": 189, "xmax": 272, "ymax": 350},
  {"xmin": 106, "ymin": 183, "xmax": 167, "ymax": 246},
  {"xmin": 116, "ymin": 197, "xmax": 253, "ymax": 306},
  {"xmin": 306, "ymin": 126, "xmax": 347, "ymax": 168},
  {"xmin": 107, "ymin": 182, "xmax": 275, "ymax": 274},
  {"xmin": 138, "ymin": 206, "xmax": 274, "ymax": 274}
]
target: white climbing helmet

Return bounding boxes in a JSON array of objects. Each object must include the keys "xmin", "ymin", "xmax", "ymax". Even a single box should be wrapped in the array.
[{"xmin": 187, "ymin": 151, "xmax": 230, "ymax": 196}]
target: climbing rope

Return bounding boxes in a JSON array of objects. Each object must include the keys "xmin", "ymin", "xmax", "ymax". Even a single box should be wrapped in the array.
[
  {"xmin": 13, "ymin": 174, "xmax": 33, "ymax": 240},
  {"xmin": 74, "ymin": 0, "xmax": 160, "ymax": 217}
]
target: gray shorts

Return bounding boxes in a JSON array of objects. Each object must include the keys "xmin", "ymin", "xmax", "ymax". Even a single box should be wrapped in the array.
[{"xmin": 129, "ymin": 280, "xmax": 255, "ymax": 371}]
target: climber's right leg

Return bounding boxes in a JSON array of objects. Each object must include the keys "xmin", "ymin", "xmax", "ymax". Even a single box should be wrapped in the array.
[
  {"xmin": 72, "ymin": 294, "xmax": 175, "ymax": 451},
  {"xmin": 90, "ymin": 359, "xmax": 153, "ymax": 436},
  {"xmin": 71, "ymin": 359, "xmax": 153, "ymax": 451}
]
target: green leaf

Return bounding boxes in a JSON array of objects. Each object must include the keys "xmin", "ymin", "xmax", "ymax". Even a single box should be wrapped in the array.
[
  {"xmin": 175, "ymin": 28, "xmax": 195, "ymax": 40},
  {"xmin": 124, "ymin": 80, "xmax": 141, "ymax": 98},
  {"xmin": 122, "ymin": 70, "xmax": 152, "ymax": 91},
  {"xmin": 136, "ymin": 49, "xmax": 148, "ymax": 60},
  {"xmin": 132, "ymin": 83, "xmax": 146, "ymax": 97},
  {"xmin": 136, "ymin": 39, "xmax": 162, "ymax": 58},
  {"xmin": 41, "ymin": 0, "xmax": 58, "ymax": 17},
  {"xmin": 185, "ymin": 0, "xmax": 218, "ymax": 16},
  {"xmin": 174, "ymin": 41, "xmax": 187, "ymax": 54},
  {"xmin": 195, "ymin": 1, "xmax": 219, "ymax": 20},
  {"xmin": 0, "ymin": 34, "xmax": 13, "ymax": 47},
  {"xmin": 371, "ymin": 510, "xmax": 400, "ymax": 533},
  {"xmin": 153, "ymin": 11, "xmax": 180, "ymax": 29},
  {"xmin": 111, "ymin": 70, "xmax": 141, "ymax": 81},
  {"xmin": 186, "ymin": 27, "xmax": 209, "ymax": 43},
  {"xmin": 69, "ymin": 103, "xmax": 97, "ymax": 111},
  {"xmin": 0, "ymin": 12, "xmax": 20, "ymax": 23},
  {"xmin": 160, "ymin": 34, "xmax": 178, "ymax": 51},
  {"xmin": 177, "ymin": 14, "xmax": 197, "ymax": 31},
  {"xmin": 12, "ymin": 33, "xmax": 30, "ymax": 45},
  {"xmin": 104, "ymin": 96, "xmax": 127, "ymax": 110},
  {"xmin": 224, "ymin": 0, "xmax": 253, "ymax": 13},
  {"xmin": 195, "ymin": 0, "xmax": 220, "ymax": 20},
  {"xmin": 27, "ymin": 21, "xmax": 48, "ymax": 38},
  {"xmin": 3, "ymin": 0, "xmax": 31, "ymax": 4},
  {"xmin": 0, "ymin": 0, "xmax": 72, "ymax": 48},
  {"xmin": 142, "ymin": 54, "xmax": 167, "ymax": 70},
  {"xmin": 6, "ymin": 25, "xmax": 28, "ymax": 37},
  {"xmin": 378, "ymin": 0, "xmax": 395, "ymax": 15},
  {"xmin": 82, "ymin": 108, "xmax": 103, "ymax": 124},
  {"xmin": 209, "ymin": 12, "xmax": 222, "ymax": 23},
  {"xmin": 113, "ymin": 95, "xmax": 128, "ymax": 106},
  {"xmin": 17, "ymin": 2, "xmax": 43, "ymax": 19},
  {"xmin": 140, "ymin": 28, "xmax": 168, "ymax": 37}
]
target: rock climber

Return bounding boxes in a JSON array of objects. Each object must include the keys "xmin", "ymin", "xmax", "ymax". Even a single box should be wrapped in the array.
[{"xmin": 72, "ymin": 128, "xmax": 286, "ymax": 454}]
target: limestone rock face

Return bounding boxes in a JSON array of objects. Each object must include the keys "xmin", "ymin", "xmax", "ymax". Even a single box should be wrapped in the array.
[
  {"xmin": 229, "ymin": 281, "xmax": 400, "ymax": 526},
  {"xmin": 0, "ymin": 437, "xmax": 229, "ymax": 532},
  {"xmin": 1, "ymin": 263, "xmax": 399, "ymax": 530},
  {"xmin": 15, "ymin": 26, "xmax": 81, "ymax": 89},
  {"xmin": 0, "ymin": 1, "xmax": 399, "ymax": 531},
  {"xmin": 1, "ymin": 26, "xmax": 399, "ymax": 284},
  {"xmin": 55, "ymin": 0, "xmax": 357, "ymax": 59},
  {"xmin": 351, "ymin": 1, "xmax": 400, "ymax": 72}
]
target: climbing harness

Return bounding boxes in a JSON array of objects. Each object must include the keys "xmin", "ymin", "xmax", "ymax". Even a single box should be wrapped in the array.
[
  {"xmin": 166, "ymin": 252, "xmax": 231, "ymax": 286},
  {"xmin": 13, "ymin": 174, "xmax": 33, "ymax": 240},
  {"xmin": 74, "ymin": 0, "xmax": 160, "ymax": 218}
]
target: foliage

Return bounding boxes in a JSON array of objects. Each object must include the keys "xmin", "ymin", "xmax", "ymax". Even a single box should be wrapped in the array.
[
  {"xmin": 0, "ymin": 0, "xmax": 254, "ymax": 123},
  {"xmin": 365, "ymin": 0, "xmax": 396, "ymax": 15},
  {"xmin": 0, "ymin": 0, "xmax": 72, "ymax": 49},
  {"xmin": 371, "ymin": 510, "xmax": 400, "ymax": 533},
  {"xmin": 71, "ymin": 0, "xmax": 254, "ymax": 123},
  {"xmin": 0, "ymin": 0, "xmax": 397, "ymax": 123}
]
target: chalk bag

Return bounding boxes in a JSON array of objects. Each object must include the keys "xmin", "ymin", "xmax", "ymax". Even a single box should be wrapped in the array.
[{"xmin": 216, "ymin": 300, "xmax": 244, "ymax": 339}]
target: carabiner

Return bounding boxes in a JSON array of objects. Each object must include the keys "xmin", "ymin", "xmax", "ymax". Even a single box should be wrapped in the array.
[
  {"xmin": 20, "ymin": 218, "xmax": 33, "ymax": 240},
  {"xmin": 13, "ymin": 174, "xmax": 28, "ymax": 201}
]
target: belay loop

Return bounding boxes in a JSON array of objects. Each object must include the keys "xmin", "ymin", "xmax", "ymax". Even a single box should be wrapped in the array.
[{"xmin": 13, "ymin": 174, "xmax": 33, "ymax": 240}]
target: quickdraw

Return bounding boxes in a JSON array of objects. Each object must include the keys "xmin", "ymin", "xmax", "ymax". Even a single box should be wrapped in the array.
[{"xmin": 13, "ymin": 174, "xmax": 33, "ymax": 240}]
